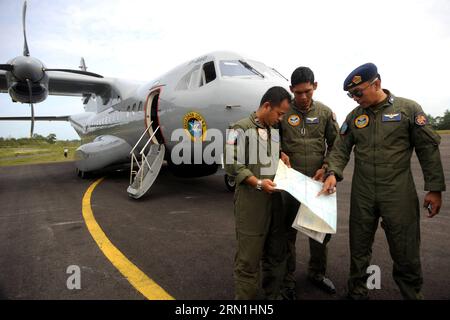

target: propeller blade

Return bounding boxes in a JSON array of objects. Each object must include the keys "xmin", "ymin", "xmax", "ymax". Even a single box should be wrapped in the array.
[
  {"xmin": 22, "ymin": 1, "xmax": 30, "ymax": 56},
  {"xmin": 26, "ymin": 79, "xmax": 35, "ymax": 138},
  {"xmin": 44, "ymin": 68, "xmax": 104, "ymax": 78},
  {"xmin": 30, "ymin": 102, "xmax": 35, "ymax": 138},
  {"xmin": 0, "ymin": 64, "xmax": 14, "ymax": 71}
]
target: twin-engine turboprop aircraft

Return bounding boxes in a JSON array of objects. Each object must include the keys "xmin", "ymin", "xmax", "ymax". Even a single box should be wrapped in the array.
[{"xmin": 0, "ymin": 1, "xmax": 290, "ymax": 198}]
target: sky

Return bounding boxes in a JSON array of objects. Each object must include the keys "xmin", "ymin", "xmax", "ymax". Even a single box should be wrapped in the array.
[{"xmin": 1, "ymin": 0, "xmax": 449, "ymax": 140}]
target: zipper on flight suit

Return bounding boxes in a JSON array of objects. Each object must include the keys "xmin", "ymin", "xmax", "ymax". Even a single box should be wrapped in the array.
[{"xmin": 300, "ymin": 111, "xmax": 307, "ymax": 175}]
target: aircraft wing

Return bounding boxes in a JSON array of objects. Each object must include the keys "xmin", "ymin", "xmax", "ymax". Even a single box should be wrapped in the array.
[
  {"xmin": 0, "ymin": 69, "xmax": 123, "ymax": 104},
  {"xmin": 46, "ymin": 71, "xmax": 115, "ymax": 99},
  {"xmin": 0, "ymin": 116, "xmax": 69, "ymax": 121}
]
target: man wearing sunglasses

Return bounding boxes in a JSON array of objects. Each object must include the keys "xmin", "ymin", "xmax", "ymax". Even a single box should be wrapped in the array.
[
  {"xmin": 319, "ymin": 63, "xmax": 446, "ymax": 299},
  {"xmin": 277, "ymin": 67, "xmax": 339, "ymax": 299}
]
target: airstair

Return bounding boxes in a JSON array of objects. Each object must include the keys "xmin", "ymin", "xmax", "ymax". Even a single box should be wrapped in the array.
[{"xmin": 127, "ymin": 123, "xmax": 165, "ymax": 199}]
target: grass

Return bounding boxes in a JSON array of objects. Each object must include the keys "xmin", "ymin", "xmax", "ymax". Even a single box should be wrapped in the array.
[
  {"xmin": 0, "ymin": 141, "xmax": 81, "ymax": 167},
  {"xmin": 0, "ymin": 129, "xmax": 448, "ymax": 167}
]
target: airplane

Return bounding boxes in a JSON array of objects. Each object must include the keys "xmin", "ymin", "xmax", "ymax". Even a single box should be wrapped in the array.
[{"xmin": 0, "ymin": 1, "xmax": 291, "ymax": 199}]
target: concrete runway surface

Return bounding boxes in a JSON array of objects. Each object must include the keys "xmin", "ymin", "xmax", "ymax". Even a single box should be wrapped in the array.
[{"xmin": 0, "ymin": 135, "xmax": 449, "ymax": 300}]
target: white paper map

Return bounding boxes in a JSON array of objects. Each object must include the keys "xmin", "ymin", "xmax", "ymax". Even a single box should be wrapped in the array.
[{"xmin": 273, "ymin": 160, "xmax": 337, "ymax": 243}]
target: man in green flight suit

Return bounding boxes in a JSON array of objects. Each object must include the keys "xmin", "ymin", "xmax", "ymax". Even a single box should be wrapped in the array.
[
  {"xmin": 278, "ymin": 67, "xmax": 339, "ymax": 299},
  {"xmin": 320, "ymin": 63, "xmax": 446, "ymax": 299},
  {"xmin": 224, "ymin": 86, "xmax": 291, "ymax": 300}
]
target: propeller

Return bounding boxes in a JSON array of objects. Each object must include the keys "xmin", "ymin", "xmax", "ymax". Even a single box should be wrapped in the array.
[
  {"xmin": 0, "ymin": 1, "xmax": 104, "ymax": 78},
  {"xmin": 22, "ymin": 0, "xmax": 30, "ymax": 56},
  {"xmin": 0, "ymin": 64, "xmax": 14, "ymax": 71},
  {"xmin": 1, "ymin": 1, "xmax": 105, "ymax": 137},
  {"xmin": 26, "ymin": 79, "xmax": 35, "ymax": 138}
]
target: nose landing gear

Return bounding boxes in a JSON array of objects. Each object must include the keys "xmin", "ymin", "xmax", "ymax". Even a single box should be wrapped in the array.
[{"xmin": 224, "ymin": 174, "xmax": 236, "ymax": 192}]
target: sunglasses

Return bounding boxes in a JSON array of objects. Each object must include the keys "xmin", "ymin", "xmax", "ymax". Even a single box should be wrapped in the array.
[{"xmin": 347, "ymin": 78, "xmax": 378, "ymax": 98}]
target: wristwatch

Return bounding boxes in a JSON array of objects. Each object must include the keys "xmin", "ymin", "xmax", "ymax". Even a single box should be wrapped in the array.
[
  {"xmin": 256, "ymin": 179, "xmax": 263, "ymax": 191},
  {"xmin": 324, "ymin": 170, "xmax": 335, "ymax": 179}
]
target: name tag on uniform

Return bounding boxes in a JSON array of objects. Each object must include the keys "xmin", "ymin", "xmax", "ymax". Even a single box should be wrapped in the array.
[
  {"xmin": 382, "ymin": 113, "xmax": 401, "ymax": 122},
  {"xmin": 306, "ymin": 117, "xmax": 319, "ymax": 124}
]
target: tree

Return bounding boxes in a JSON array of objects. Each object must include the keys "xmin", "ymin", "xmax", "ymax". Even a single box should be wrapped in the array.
[
  {"xmin": 426, "ymin": 113, "xmax": 438, "ymax": 129},
  {"xmin": 32, "ymin": 133, "xmax": 45, "ymax": 140},
  {"xmin": 46, "ymin": 133, "xmax": 57, "ymax": 144},
  {"xmin": 436, "ymin": 109, "xmax": 450, "ymax": 130}
]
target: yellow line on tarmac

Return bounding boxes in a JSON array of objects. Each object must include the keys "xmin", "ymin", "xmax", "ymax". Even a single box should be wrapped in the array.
[{"xmin": 82, "ymin": 178, "xmax": 174, "ymax": 300}]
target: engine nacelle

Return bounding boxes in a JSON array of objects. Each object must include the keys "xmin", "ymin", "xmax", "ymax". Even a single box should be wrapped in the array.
[
  {"xmin": 8, "ymin": 80, "xmax": 48, "ymax": 103},
  {"xmin": 5, "ymin": 56, "xmax": 49, "ymax": 103}
]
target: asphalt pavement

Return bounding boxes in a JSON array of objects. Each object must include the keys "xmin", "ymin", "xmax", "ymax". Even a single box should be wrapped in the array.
[{"xmin": 0, "ymin": 135, "xmax": 449, "ymax": 300}]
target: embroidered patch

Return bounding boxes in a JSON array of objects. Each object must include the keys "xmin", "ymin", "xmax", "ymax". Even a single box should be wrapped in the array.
[
  {"xmin": 306, "ymin": 117, "xmax": 319, "ymax": 124},
  {"xmin": 226, "ymin": 129, "xmax": 239, "ymax": 145},
  {"xmin": 388, "ymin": 96, "xmax": 395, "ymax": 104},
  {"xmin": 288, "ymin": 114, "xmax": 301, "ymax": 127},
  {"xmin": 340, "ymin": 122, "xmax": 349, "ymax": 135},
  {"xmin": 382, "ymin": 113, "xmax": 401, "ymax": 122},
  {"xmin": 354, "ymin": 114, "xmax": 369, "ymax": 129},
  {"xmin": 352, "ymin": 75, "xmax": 362, "ymax": 85},
  {"xmin": 415, "ymin": 113, "xmax": 428, "ymax": 126}
]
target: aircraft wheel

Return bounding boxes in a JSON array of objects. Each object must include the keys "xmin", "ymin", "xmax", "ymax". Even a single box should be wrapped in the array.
[
  {"xmin": 77, "ymin": 168, "xmax": 89, "ymax": 179},
  {"xmin": 224, "ymin": 174, "xmax": 236, "ymax": 192}
]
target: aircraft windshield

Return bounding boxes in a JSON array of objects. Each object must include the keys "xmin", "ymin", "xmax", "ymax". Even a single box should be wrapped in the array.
[{"xmin": 219, "ymin": 60, "xmax": 262, "ymax": 77}]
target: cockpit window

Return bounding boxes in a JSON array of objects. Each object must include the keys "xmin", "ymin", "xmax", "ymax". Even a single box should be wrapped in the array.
[
  {"xmin": 175, "ymin": 65, "xmax": 200, "ymax": 90},
  {"xmin": 247, "ymin": 59, "xmax": 288, "ymax": 81},
  {"xmin": 176, "ymin": 61, "xmax": 217, "ymax": 90},
  {"xmin": 219, "ymin": 60, "xmax": 263, "ymax": 77},
  {"xmin": 201, "ymin": 61, "xmax": 216, "ymax": 86}
]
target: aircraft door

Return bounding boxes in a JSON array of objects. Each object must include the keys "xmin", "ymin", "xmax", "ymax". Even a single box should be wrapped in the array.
[{"xmin": 145, "ymin": 88, "xmax": 164, "ymax": 145}]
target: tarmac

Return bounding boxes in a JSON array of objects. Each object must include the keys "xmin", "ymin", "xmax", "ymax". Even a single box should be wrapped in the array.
[{"xmin": 0, "ymin": 135, "xmax": 449, "ymax": 300}]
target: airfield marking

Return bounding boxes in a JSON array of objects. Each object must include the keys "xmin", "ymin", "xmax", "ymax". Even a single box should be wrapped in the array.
[{"xmin": 82, "ymin": 178, "xmax": 174, "ymax": 300}]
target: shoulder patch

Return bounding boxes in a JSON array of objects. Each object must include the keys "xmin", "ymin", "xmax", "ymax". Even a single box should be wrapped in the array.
[
  {"xmin": 340, "ymin": 122, "xmax": 349, "ymax": 135},
  {"xmin": 226, "ymin": 129, "xmax": 239, "ymax": 145},
  {"xmin": 415, "ymin": 112, "xmax": 428, "ymax": 126}
]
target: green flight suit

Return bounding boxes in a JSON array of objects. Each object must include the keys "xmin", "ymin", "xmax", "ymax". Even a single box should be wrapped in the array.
[
  {"xmin": 224, "ymin": 112, "xmax": 287, "ymax": 300},
  {"xmin": 279, "ymin": 100, "xmax": 339, "ymax": 290},
  {"xmin": 326, "ymin": 90, "xmax": 446, "ymax": 299}
]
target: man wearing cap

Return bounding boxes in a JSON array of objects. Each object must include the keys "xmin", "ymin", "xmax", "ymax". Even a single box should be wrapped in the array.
[
  {"xmin": 225, "ymin": 86, "xmax": 291, "ymax": 299},
  {"xmin": 319, "ymin": 63, "xmax": 446, "ymax": 299},
  {"xmin": 277, "ymin": 67, "xmax": 339, "ymax": 299}
]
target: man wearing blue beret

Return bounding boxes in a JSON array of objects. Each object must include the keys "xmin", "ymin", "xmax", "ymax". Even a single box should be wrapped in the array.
[{"xmin": 319, "ymin": 63, "xmax": 446, "ymax": 299}]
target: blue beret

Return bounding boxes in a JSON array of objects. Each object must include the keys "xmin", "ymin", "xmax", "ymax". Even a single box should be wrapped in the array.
[{"xmin": 343, "ymin": 63, "xmax": 379, "ymax": 91}]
